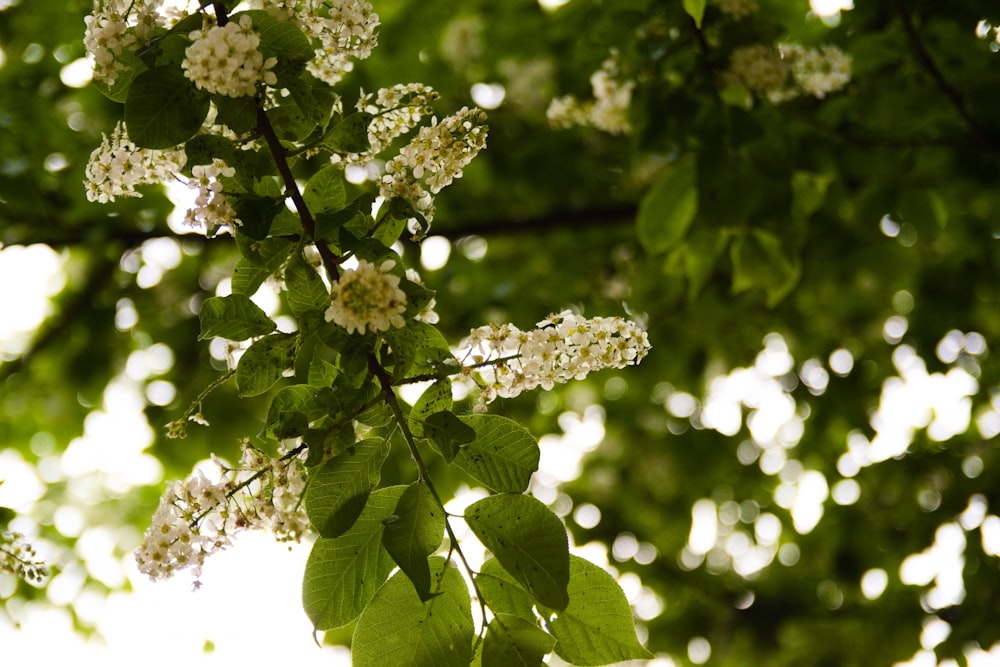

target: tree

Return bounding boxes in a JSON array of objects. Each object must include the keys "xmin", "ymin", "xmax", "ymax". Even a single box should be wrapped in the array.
[{"xmin": 2, "ymin": 0, "xmax": 1000, "ymax": 665}]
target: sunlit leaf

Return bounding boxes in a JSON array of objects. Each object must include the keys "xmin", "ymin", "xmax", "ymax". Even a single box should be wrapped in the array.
[
  {"xmin": 198, "ymin": 294, "xmax": 276, "ymax": 341},
  {"xmin": 454, "ymin": 414, "xmax": 539, "ymax": 493},
  {"xmin": 304, "ymin": 438, "xmax": 391, "ymax": 537},
  {"xmin": 381, "ymin": 481, "xmax": 446, "ymax": 601},
  {"xmin": 465, "ymin": 494, "xmax": 569, "ymax": 610}
]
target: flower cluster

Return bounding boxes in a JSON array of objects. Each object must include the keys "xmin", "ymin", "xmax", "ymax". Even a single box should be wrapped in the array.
[
  {"xmin": 720, "ymin": 44, "xmax": 789, "ymax": 95},
  {"xmin": 270, "ymin": 0, "xmax": 380, "ymax": 85},
  {"xmin": 183, "ymin": 159, "xmax": 240, "ymax": 232},
  {"xmin": 380, "ymin": 107, "xmax": 489, "ymax": 221},
  {"xmin": 717, "ymin": 0, "xmax": 759, "ymax": 20},
  {"xmin": 1, "ymin": 531, "xmax": 49, "ymax": 584},
  {"xmin": 134, "ymin": 441, "xmax": 308, "ymax": 583},
  {"xmin": 84, "ymin": 0, "xmax": 162, "ymax": 87},
  {"xmin": 84, "ymin": 121, "xmax": 185, "ymax": 203},
  {"xmin": 325, "ymin": 259, "xmax": 407, "ymax": 335},
  {"xmin": 721, "ymin": 43, "xmax": 852, "ymax": 103},
  {"xmin": 461, "ymin": 310, "xmax": 651, "ymax": 407},
  {"xmin": 547, "ymin": 52, "xmax": 634, "ymax": 135},
  {"xmin": 358, "ymin": 84, "xmax": 439, "ymax": 156},
  {"xmin": 781, "ymin": 44, "xmax": 852, "ymax": 99},
  {"xmin": 182, "ymin": 15, "xmax": 277, "ymax": 98}
]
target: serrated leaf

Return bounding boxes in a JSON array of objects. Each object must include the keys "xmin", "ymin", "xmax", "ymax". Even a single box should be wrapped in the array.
[
  {"xmin": 234, "ymin": 232, "xmax": 294, "ymax": 269},
  {"xmin": 308, "ymin": 353, "xmax": 338, "ymax": 387},
  {"xmin": 323, "ymin": 111, "xmax": 373, "ymax": 153},
  {"xmin": 465, "ymin": 494, "xmax": 569, "ymax": 610},
  {"xmin": 302, "ymin": 485, "xmax": 406, "ymax": 631},
  {"xmin": 266, "ymin": 383, "xmax": 326, "ymax": 439},
  {"xmin": 267, "ymin": 104, "xmax": 315, "ymax": 142},
  {"xmin": 637, "ymin": 154, "xmax": 698, "ymax": 254},
  {"xmin": 352, "ymin": 556, "xmax": 473, "ymax": 667},
  {"xmin": 408, "ymin": 379, "xmax": 453, "ymax": 437},
  {"xmin": 231, "ymin": 257, "xmax": 270, "ymax": 296},
  {"xmin": 235, "ymin": 332, "xmax": 296, "ymax": 397},
  {"xmin": 454, "ymin": 415, "xmax": 539, "ymax": 493},
  {"xmin": 477, "ymin": 558, "xmax": 537, "ymax": 621},
  {"xmin": 424, "ymin": 410, "xmax": 476, "ymax": 463},
  {"xmin": 305, "ymin": 438, "xmax": 391, "ymax": 538},
  {"xmin": 284, "ymin": 250, "xmax": 330, "ymax": 317},
  {"xmin": 547, "ymin": 556, "xmax": 653, "ymax": 666},
  {"xmin": 124, "ymin": 66, "xmax": 209, "ymax": 149},
  {"xmin": 383, "ymin": 321, "xmax": 452, "ymax": 378},
  {"xmin": 381, "ymin": 481, "xmax": 446, "ymax": 602},
  {"xmin": 683, "ymin": 0, "xmax": 707, "ymax": 28},
  {"xmin": 198, "ymin": 294, "xmax": 276, "ymax": 341},
  {"xmin": 484, "ymin": 614, "xmax": 556, "ymax": 667},
  {"xmin": 303, "ymin": 165, "xmax": 347, "ymax": 214}
]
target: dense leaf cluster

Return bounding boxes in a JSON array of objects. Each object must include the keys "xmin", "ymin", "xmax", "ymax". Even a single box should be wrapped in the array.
[{"xmin": 3, "ymin": 0, "xmax": 1000, "ymax": 665}]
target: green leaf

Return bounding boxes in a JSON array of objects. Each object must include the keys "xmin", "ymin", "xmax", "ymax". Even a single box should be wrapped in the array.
[
  {"xmin": 476, "ymin": 558, "xmax": 537, "ymax": 621},
  {"xmin": 383, "ymin": 321, "xmax": 452, "ymax": 378},
  {"xmin": 454, "ymin": 415, "xmax": 539, "ymax": 493},
  {"xmin": 308, "ymin": 353, "xmax": 338, "ymax": 387},
  {"xmin": 284, "ymin": 251, "xmax": 330, "ymax": 318},
  {"xmin": 424, "ymin": 410, "xmax": 476, "ymax": 463},
  {"xmin": 304, "ymin": 438, "xmax": 391, "ymax": 538},
  {"xmin": 267, "ymin": 104, "xmax": 315, "ymax": 142},
  {"xmin": 123, "ymin": 66, "xmax": 209, "ymax": 149},
  {"xmin": 381, "ymin": 481, "xmax": 446, "ymax": 602},
  {"xmin": 232, "ymin": 195, "xmax": 286, "ymax": 240},
  {"xmin": 266, "ymin": 383, "xmax": 326, "ymax": 439},
  {"xmin": 484, "ymin": 614, "xmax": 556, "ymax": 667},
  {"xmin": 302, "ymin": 485, "xmax": 406, "ymax": 631},
  {"xmin": 92, "ymin": 48, "xmax": 147, "ymax": 102},
  {"xmin": 303, "ymin": 165, "xmax": 347, "ymax": 214},
  {"xmin": 408, "ymin": 379, "xmax": 453, "ymax": 437},
  {"xmin": 352, "ymin": 556, "xmax": 473, "ymax": 667},
  {"xmin": 547, "ymin": 555, "xmax": 653, "ymax": 666},
  {"xmin": 237, "ymin": 10, "xmax": 313, "ymax": 66},
  {"xmin": 235, "ymin": 332, "xmax": 296, "ymax": 397},
  {"xmin": 231, "ymin": 257, "xmax": 270, "ymax": 296},
  {"xmin": 683, "ymin": 0, "xmax": 707, "ymax": 28},
  {"xmin": 322, "ymin": 111, "xmax": 373, "ymax": 153},
  {"xmin": 465, "ymin": 494, "xmax": 569, "ymax": 610},
  {"xmin": 213, "ymin": 94, "xmax": 258, "ymax": 134},
  {"xmin": 234, "ymin": 232, "xmax": 294, "ymax": 269},
  {"xmin": 637, "ymin": 154, "xmax": 698, "ymax": 254},
  {"xmin": 730, "ymin": 229, "xmax": 801, "ymax": 306},
  {"xmin": 198, "ymin": 294, "xmax": 277, "ymax": 341}
]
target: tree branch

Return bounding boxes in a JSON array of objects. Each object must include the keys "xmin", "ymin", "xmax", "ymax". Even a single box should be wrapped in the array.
[{"xmin": 893, "ymin": 0, "xmax": 995, "ymax": 149}]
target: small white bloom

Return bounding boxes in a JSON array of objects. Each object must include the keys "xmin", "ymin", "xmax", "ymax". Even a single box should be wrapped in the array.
[
  {"xmin": 182, "ymin": 15, "xmax": 277, "ymax": 98},
  {"xmin": 325, "ymin": 259, "xmax": 408, "ymax": 334}
]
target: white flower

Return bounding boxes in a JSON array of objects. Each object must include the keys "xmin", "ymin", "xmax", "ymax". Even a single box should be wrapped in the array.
[
  {"xmin": 379, "ymin": 107, "xmax": 488, "ymax": 221},
  {"xmin": 84, "ymin": 0, "xmax": 163, "ymax": 86},
  {"xmin": 84, "ymin": 121, "xmax": 185, "ymax": 203},
  {"xmin": 781, "ymin": 44, "xmax": 852, "ymax": 99},
  {"xmin": 547, "ymin": 51, "xmax": 634, "ymax": 135},
  {"xmin": 182, "ymin": 159, "xmax": 240, "ymax": 231},
  {"xmin": 325, "ymin": 259, "xmax": 407, "ymax": 334},
  {"xmin": 721, "ymin": 44, "xmax": 790, "ymax": 95},
  {"xmin": 135, "ymin": 441, "xmax": 309, "ymax": 583},
  {"xmin": 182, "ymin": 15, "xmax": 277, "ymax": 98},
  {"xmin": 461, "ymin": 310, "xmax": 651, "ymax": 407}
]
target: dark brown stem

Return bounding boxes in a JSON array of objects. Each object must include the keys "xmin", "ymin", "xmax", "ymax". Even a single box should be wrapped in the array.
[{"xmin": 254, "ymin": 104, "xmax": 341, "ymax": 282}]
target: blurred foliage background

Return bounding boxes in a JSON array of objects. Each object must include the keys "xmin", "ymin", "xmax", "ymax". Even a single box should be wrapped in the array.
[{"xmin": 3, "ymin": 0, "xmax": 1000, "ymax": 664}]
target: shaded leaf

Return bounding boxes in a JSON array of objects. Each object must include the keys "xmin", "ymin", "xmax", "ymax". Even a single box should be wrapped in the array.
[
  {"xmin": 484, "ymin": 614, "xmax": 556, "ymax": 667},
  {"xmin": 454, "ymin": 414, "xmax": 539, "ymax": 493},
  {"xmin": 235, "ymin": 332, "xmax": 296, "ymax": 397},
  {"xmin": 302, "ymin": 485, "xmax": 405, "ymax": 630},
  {"xmin": 304, "ymin": 438, "xmax": 391, "ymax": 538},
  {"xmin": 353, "ymin": 556, "xmax": 473, "ymax": 667},
  {"xmin": 198, "ymin": 294, "xmax": 276, "ymax": 341},
  {"xmin": 303, "ymin": 164, "xmax": 347, "ymax": 214},
  {"xmin": 284, "ymin": 250, "xmax": 330, "ymax": 317},
  {"xmin": 408, "ymin": 379, "xmax": 453, "ymax": 437},
  {"xmin": 323, "ymin": 111, "xmax": 374, "ymax": 153},
  {"xmin": 465, "ymin": 494, "xmax": 569, "ymax": 610},
  {"xmin": 477, "ymin": 558, "xmax": 537, "ymax": 621},
  {"xmin": 730, "ymin": 229, "xmax": 801, "ymax": 306},
  {"xmin": 637, "ymin": 154, "xmax": 698, "ymax": 254},
  {"xmin": 123, "ymin": 66, "xmax": 208, "ymax": 149},
  {"xmin": 381, "ymin": 481, "xmax": 446, "ymax": 601},
  {"xmin": 547, "ymin": 556, "xmax": 653, "ymax": 666},
  {"xmin": 424, "ymin": 410, "xmax": 476, "ymax": 463}
]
